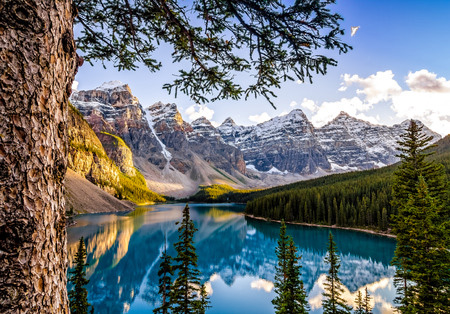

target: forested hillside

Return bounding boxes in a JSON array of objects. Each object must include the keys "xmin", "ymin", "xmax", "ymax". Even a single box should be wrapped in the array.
[{"xmin": 245, "ymin": 135, "xmax": 450, "ymax": 230}]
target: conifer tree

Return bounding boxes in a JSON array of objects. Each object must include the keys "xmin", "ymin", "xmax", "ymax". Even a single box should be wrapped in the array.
[
  {"xmin": 154, "ymin": 241, "xmax": 174, "ymax": 314},
  {"xmin": 363, "ymin": 287, "xmax": 372, "ymax": 314},
  {"xmin": 285, "ymin": 239, "xmax": 309, "ymax": 313},
  {"xmin": 392, "ymin": 120, "xmax": 447, "ymax": 209},
  {"xmin": 68, "ymin": 237, "xmax": 93, "ymax": 314},
  {"xmin": 194, "ymin": 284, "xmax": 211, "ymax": 314},
  {"xmin": 171, "ymin": 204, "xmax": 209, "ymax": 314},
  {"xmin": 272, "ymin": 220, "xmax": 308, "ymax": 314},
  {"xmin": 354, "ymin": 291, "xmax": 364, "ymax": 314},
  {"xmin": 272, "ymin": 220, "xmax": 290, "ymax": 313},
  {"xmin": 322, "ymin": 232, "xmax": 351, "ymax": 314},
  {"xmin": 396, "ymin": 177, "xmax": 449, "ymax": 312},
  {"xmin": 391, "ymin": 121, "xmax": 449, "ymax": 312}
]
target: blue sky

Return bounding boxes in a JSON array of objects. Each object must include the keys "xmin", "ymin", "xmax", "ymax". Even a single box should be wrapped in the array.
[{"xmin": 74, "ymin": 0, "xmax": 450, "ymax": 135}]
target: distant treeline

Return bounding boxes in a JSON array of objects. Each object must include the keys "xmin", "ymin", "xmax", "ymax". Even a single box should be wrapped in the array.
[
  {"xmin": 246, "ymin": 135, "xmax": 450, "ymax": 230},
  {"xmin": 188, "ymin": 136, "xmax": 450, "ymax": 231}
]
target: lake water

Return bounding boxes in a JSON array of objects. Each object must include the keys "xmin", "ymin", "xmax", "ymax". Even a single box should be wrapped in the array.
[{"xmin": 67, "ymin": 203, "xmax": 398, "ymax": 314}]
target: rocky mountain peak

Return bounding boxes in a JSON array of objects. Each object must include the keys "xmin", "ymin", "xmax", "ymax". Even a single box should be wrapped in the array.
[
  {"xmin": 72, "ymin": 80, "xmax": 138, "ymax": 108},
  {"xmin": 95, "ymin": 80, "xmax": 129, "ymax": 92},
  {"xmin": 285, "ymin": 108, "xmax": 307, "ymax": 119},
  {"xmin": 221, "ymin": 117, "xmax": 236, "ymax": 126},
  {"xmin": 148, "ymin": 102, "xmax": 185, "ymax": 128},
  {"xmin": 189, "ymin": 117, "xmax": 221, "ymax": 140}
]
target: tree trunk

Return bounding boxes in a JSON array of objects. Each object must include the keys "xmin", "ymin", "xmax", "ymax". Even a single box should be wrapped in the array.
[{"xmin": 0, "ymin": 0, "xmax": 76, "ymax": 312}]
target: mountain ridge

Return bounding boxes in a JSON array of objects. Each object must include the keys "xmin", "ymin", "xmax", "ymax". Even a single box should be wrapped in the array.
[{"xmin": 70, "ymin": 81, "xmax": 442, "ymax": 197}]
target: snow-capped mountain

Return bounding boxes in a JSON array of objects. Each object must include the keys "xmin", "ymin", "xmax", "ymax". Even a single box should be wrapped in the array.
[
  {"xmin": 70, "ymin": 83, "xmax": 248, "ymax": 197},
  {"xmin": 217, "ymin": 109, "xmax": 330, "ymax": 174},
  {"xmin": 217, "ymin": 110, "xmax": 441, "ymax": 174},
  {"xmin": 315, "ymin": 112, "xmax": 440, "ymax": 170},
  {"xmin": 70, "ymin": 81, "xmax": 441, "ymax": 196}
]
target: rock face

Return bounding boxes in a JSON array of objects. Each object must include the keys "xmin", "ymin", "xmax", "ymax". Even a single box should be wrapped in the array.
[
  {"xmin": 315, "ymin": 112, "xmax": 441, "ymax": 170},
  {"xmin": 97, "ymin": 132, "xmax": 136, "ymax": 176},
  {"xmin": 146, "ymin": 102, "xmax": 246, "ymax": 175},
  {"xmin": 218, "ymin": 109, "xmax": 330, "ymax": 173},
  {"xmin": 71, "ymin": 81, "xmax": 167, "ymax": 168},
  {"xmin": 67, "ymin": 103, "xmax": 164, "ymax": 205},
  {"xmin": 67, "ymin": 104, "xmax": 121, "ymax": 195},
  {"xmin": 218, "ymin": 109, "xmax": 441, "ymax": 174},
  {"xmin": 70, "ymin": 80, "xmax": 442, "ymax": 196}
]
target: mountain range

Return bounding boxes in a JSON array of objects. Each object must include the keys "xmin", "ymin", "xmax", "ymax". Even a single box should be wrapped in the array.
[{"xmin": 68, "ymin": 81, "xmax": 441, "ymax": 199}]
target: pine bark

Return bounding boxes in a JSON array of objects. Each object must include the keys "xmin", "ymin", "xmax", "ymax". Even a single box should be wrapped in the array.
[{"xmin": 0, "ymin": 0, "xmax": 76, "ymax": 312}]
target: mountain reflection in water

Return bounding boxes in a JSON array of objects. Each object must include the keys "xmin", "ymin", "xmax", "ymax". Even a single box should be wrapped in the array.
[{"xmin": 67, "ymin": 204, "xmax": 397, "ymax": 314}]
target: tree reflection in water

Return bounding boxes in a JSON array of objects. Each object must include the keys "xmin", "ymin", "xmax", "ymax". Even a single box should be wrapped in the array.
[{"xmin": 67, "ymin": 204, "xmax": 397, "ymax": 314}]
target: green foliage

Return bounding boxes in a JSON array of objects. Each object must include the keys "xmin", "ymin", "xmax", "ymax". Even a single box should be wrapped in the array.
[
  {"xmin": 392, "ymin": 120, "xmax": 447, "ymax": 210},
  {"xmin": 322, "ymin": 232, "xmax": 351, "ymax": 314},
  {"xmin": 272, "ymin": 220, "xmax": 309, "ymax": 314},
  {"xmin": 188, "ymin": 184, "xmax": 260, "ymax": 202},
  {"xmin": 171, "ymin": 205, "xmax": 210, "ymax": 313},
  {"xmin": 100, "ymin": 132, "xmax": 131, "ymax": 150},
  {"xmin": 392, "ymin": 177, "xmax": 450, "ymax": 312},
  {"xmin": 154, "ymin": 244, "xmax": 174, "ymax": 314},
  {"xmin": 243, "ymin": 135, "xmax": 450, "ymax": 230},
  {"xmin": 116, "ymin": 170, "xmax": 166, "ymax": 204},
  {"xmin": 74, "ymin": 0, "xmax": 350, "ymax": 106},
  {"xmin": 391, "ymin": 121, "xmax": 449, "ymax": 312},
  {"xmin": 363, "ymin": 287, "xmax": 373, "ymax": 314},
  {"xmin": 354, "ymin": 291, "xmax": 364, "ymax": 314},
  {"xmin": 68, "ymin": 237, "xmax": 93, "ymax": 314}
]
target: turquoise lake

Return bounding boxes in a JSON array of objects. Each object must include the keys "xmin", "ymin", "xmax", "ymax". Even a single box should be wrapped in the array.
[{"xmin": 67, "ymin": 203, "xmax": 398, "ymax": 313}]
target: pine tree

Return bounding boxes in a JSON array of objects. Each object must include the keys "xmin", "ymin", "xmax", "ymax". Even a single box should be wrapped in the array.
[
  {"xmin": 363, "ymin": 287, "xmax": 373, "ymax": 314},
  {"xmin": 171, "ymin": 205, "xmax": 209, "ymax": 314},
  {"xmin": 154, "ymin": 241, "xmax": 174, "ymax": 314},
  {"xmin": 392, "ymin": 120, "xmax": 447, "ymax": 209},
  {"xmin": 272, "ymin": 220, "xmax": 308, "ymax": 314},
  {"xmin": 391, "ymin": 121, "xmax": 449, "ymax": 312},
  {"xmin": 272, "ymin": 220, "xmax": 290, "ymax": 313},
  {"xmin": 322, "ymin": 232, "xmax": 351, "ymax": 314},
  {"xmin": 354, "ymin": 291, "xmax": 364, "ymax": 314},
  {"xmin": 399, "ymin": 177, "xmax": 449, "ymax": 312},
  {"xmin": 68, "ymin": 237, "xmax": 93, "ymax": 314},
  {"xmin": 193, "ymin": 284, "xmax": 211, "ymax": 314},
  {"xmin": 285, "ymin": 239, "xmax": 309, "ymax": 313}
]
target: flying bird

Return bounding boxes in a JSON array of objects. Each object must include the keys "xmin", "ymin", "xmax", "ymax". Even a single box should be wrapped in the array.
[{"xmin": 351, "ymin": 26, "xmax": 360, "ymax": 37}]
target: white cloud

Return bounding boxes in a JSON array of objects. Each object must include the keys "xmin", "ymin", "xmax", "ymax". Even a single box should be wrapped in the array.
[
  {"xmin": 341, "ymin": 71, "xmax": 402, "ymax": 104},
  {"xmin": 72, "ymin": 80, "xmax": 79, "ymax": 91},
  {"xmin": 296, "ymin": 79, "xmax": 303, "ymax": 84},
  {"xmin": 278, "ymin": 111, "xmax": 289, "ymax": 117},
  {"xmin": 249, "ymin": 112, "xmax": 271, "ymax": 124},
  {"xmin": 310, "ymin": 97, "xmax": 373, "ymax": 127},
  {"xmin": 300, "ymin": 98, "xmax": 318, "ymax": 112},
  {"xmin": 250, "ymin": 279, "xmax": 274, "ymax": 293},
  {"xmin": 406, "ymin": 69, "xmax": 450, "ymax": 93},
  {"xmin": 388, "ymin": 69, "xmax": 450, "ymax": 136},
  {"xmin": 290, "ymin": 100, "xmax": 298, "ymax": 107},
  {"xmin": 391, "ymin": 90, "xmax": 450, "ymax": 136},
  {"xmin": 185, "ymin": 104, "xmax": 214, "ymax": 121}
]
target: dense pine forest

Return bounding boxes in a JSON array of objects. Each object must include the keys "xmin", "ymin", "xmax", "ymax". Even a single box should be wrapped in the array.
[
  {"xmin": 188, "ymin": 136, "xmax": 450, "ymax": 231},
  {"xmin": 245, "ymin": 135, "xmax": 450, "ymax": 230}
]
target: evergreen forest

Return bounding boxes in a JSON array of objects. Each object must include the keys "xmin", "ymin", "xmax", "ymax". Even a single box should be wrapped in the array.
[{"xmin": 244, "ymin": 135, "xmax": 450, "ymax": 231}]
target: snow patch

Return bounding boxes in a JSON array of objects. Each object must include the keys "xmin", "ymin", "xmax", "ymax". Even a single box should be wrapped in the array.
[
  {"xmin": 144, "ymin": 108, "xmax": 172, "ymax": 163},
  {"xmin": 329, "ymin": 161, "xmax": 358, "ymax": 172},
  {"xmin": 246, "ymin": 164, "xmax": 289, "ymax": 175},
  {"xmin": 96, "ymin": 80, "xmax": 127, "ymax": 92}
]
